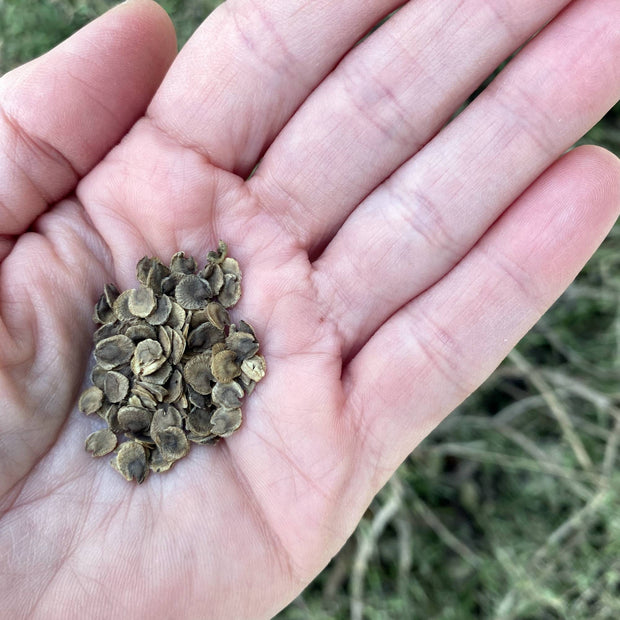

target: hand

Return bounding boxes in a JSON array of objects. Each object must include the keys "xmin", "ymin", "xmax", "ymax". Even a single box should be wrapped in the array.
[{"xmin": 1, "ymin": 0, "xmax": 618, "ymax": 617}]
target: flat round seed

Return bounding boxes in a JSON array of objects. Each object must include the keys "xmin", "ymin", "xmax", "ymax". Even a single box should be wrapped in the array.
[
  {"xmin": 128, "ymin": 286, "xmax": 157, "ymax": 318},
  {"xmin": 78, "ymin": 386, "xmax": 104, "ymax": 415},
  {"xmin": 112, "ymin": 441, "xmax": 149, "ymax": 484},
  {"xmin": 93, "ymin": 322, "xmax": 120, "ymax": 344},
  {"xmin": 166, "ymin": 301, "xmax": 186, "ymax": 330},
  {"xmin": 211, "ymin": 349, "xmax": 241, "ymax": 383},
  {"xmin": 187, "ymin": 321, "xmax": 225, "ymax": 352},
  {"xmin": 95, "ymin": 334, "xmax": 135, "ymax": 370},
  {"xmin": 183, "ymin": 353, "xmax": 214, "ymax": 395},
  {"xmin": 141, "ymin": 361, "xmax": 172, "ymax": 385},
  {"xmin": 104, "ymin": 283, "xmax": 120, "ymax": 307},
  {"xmin": 210, "ymin": 407, "xmax": 242, "ymax": 437},
  {"xmin": 154, "ymin": 426, "xmax": 190, "ymax": 462},
  {"xmin": 236, "ymin": 320, "xmax": 256, "ymax": 338},
  {"xmin": 93, "ymin": 293, "xmax": 116, "ymax": 325},
  {"xmin": 206, "ymin": 240, "xmax": 227, "ymax": 265},
  {"xmin": 157, "ymin": 325, "xmax": 172, "ymax": 358},
  {"xmin": 146, "ymin": 294, "xmax": 172, "ymax": 325},
  {"xmin": 221, "ymin": 256, "xmax": 240, "ymax": 278},
  {"xmin": 170, "ymin": 251, "xmax": 197, "ymax": 274},
  {"xmin": 186, "ymin": 407, "xmax": 214, "ymax": 435},
  {"xmin": 161, "ymin": 271, "xmax": 185, "ymax": 296},
  {"xmin": 218, "ymin": 273, "xmax": 241, "ymax": 308},
  {"xmin": 175, "ymin": 274, "xmax": 212, "ymax": 310},
  {"xmin": 226, "ymin": 331, "xmax": 259, "ymax": 361},
  {"xmin": 131, "ymin": 339, "xmax": 165, "ymax": 376},
  {"xmin": 124, "ymin": 323, "xmax": 157, "ymax": 341},
  {"xmin": 151, "ymin": 406, "xmax": 183, "ymax": 437},
  {"xmin": 149, "ymin": 447, "xmax": 174, "ymax": 473},
  {"xmin": 104, "ymin": 371, "xmax": 130, "ymax": 403},
  {"xmin": 241, "ymin": 355, "xmax": 266, "ymax": 382},
  {"xmin": 169, "ymin": 328, "xmax": 186, "ymax": 365},
  {"xmin": 211, "ymin": 381, "xmax": 244, "ymax": 409},
  {"xmin": 206, "ymin": 302, "xmax": 230, "ymax": 331},
  {"xmin": 117, "ymin": 405, "xmax": 152, "ymax": 433},
  {"xmin": 85, "ymin": 429, "xmax": 117, "ymax": 457},
  {"xmin": 144, "ymin": 258, "xmax": 170, "ymax": 294},
  {"xmin": 164, "ymin": 368, "xmax": 184, "ymax": 403},
  {"xmin": 202, "ymin": 263, "xmax": 224, "ymax": 296},
  {"xmin": 90, "ymin": 365, "xmax": 107, "ymax": 390},
  {"xmin": 112, "ymin": 289, "xmax": 134, "ymax": 321}
]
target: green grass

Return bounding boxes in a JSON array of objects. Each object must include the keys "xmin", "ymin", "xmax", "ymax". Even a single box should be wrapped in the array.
[{"xmin": 2, "ymin": 2, "xmax": 619, "ymax": 619}]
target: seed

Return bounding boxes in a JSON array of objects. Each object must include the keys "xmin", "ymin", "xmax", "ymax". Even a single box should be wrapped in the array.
[
  {"xmin": 85, "ymin": 428, "xmax": 117, "ymax": 457},
  {"xmin": 112, "ymin": 441, "xmax": 149, "ymax": 484}
]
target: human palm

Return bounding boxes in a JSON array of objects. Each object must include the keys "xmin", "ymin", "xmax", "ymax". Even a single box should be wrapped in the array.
[{"xmin": 1, "ymin": 0, "xmax": 619, "ymax": 618}]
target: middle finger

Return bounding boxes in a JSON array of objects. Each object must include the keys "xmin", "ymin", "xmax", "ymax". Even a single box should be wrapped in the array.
[{"xmin": 251, "ymin": 0, "xmax": 573, "ymax": 252}]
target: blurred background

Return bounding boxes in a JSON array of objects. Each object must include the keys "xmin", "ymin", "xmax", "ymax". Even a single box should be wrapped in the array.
[{"xmin": 1, "ymin": 1, "xmax": 619, "ymax": 618}]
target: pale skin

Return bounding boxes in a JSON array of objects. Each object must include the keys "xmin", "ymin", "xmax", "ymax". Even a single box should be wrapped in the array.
[{"xmin": 0, "ymin": 0, "xmax": 619, "ymax": 617}]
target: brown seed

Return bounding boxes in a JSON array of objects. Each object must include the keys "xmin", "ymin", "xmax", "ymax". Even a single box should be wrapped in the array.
[
  {"xmin": 112, "ymin": 441, "xmax": 149, "ymax": 484},
  {"xmin": 211, "ymin": 349, "xmax": 241, "ymax": 383},
  {"xmin": 90, "ymin": 365, "xmax": 107, "ymax": 390},
  {"xmin": 104, "ymin": 370, "xmax": 130, "ymax": 403},
  {"xmin": 236, "ymin": 320, "xmax": 256, "ymax": 338},
  {"xmin": 151, "ymin": 406, "xmax": 183, "ymax": 437},
  {"xmin": 169, "ymin": 328, "xmax": 186, "ymax": 365},
  {"xmin": 154, "ymin": 426, "xmax": 190, "ymax": 462},
  {"xmin": 226, "ymin": 331, "xmax": 259, "ymax": 361},
  {"xmin": 170, "ymin": 251, "xmax": 197, "ymax": 274},
  {"xmin": 206, "ymin": 302, "xmax": 230, "ymax": 331},
  {"xmin": 128, "ymin": 286, "xmax": 157, "ymax": 318},
  {"xmin": 210, "ymin": 407, "xmax": 242, "ymax": 437},
  {"xmin": 93, "ymin": 293, "xmax": 116, "ymax": 325},
  {"xmin": 78, "ymin": 386, "xmax": 104, "ymax": 415},
  {"xmin": 85, "ymin": 428, "xmax": 118, "ymax": 457},
  {"xmin": 221, "ymin": 256, "xmax": 241, "ymax": 278},
  {"xmin": 183, "ymin": 353, "xmax": 213, "ymax": 395},
  {"xmin": 141, "ymin": 361, "xmax": 172, "ymax": 385},
  {"xmin": 131, "ymin": 384, "xmax": 158, "ymax": 410},
  {"xmin": 166, "ymin": 300, "xmax": 186, "ymax": 330},
  {"xmin": 112, "ymin": 289, "xmax": 134, "ymax": 322},
  {"xmin": 175, "ymin": 275, "xmax": 212, "ymax": 310},
  {"xmin": 124, "ymin": 323, "xmax": 157, "ymax": 342},
  {"xmin": 202, "ymin": 262, "xmax": 224, "ymax": 296},
  {"xmin": 93, "ymin": 322, "xmax": 120, "ymax": 344},
  {"xmin": 186, "ymin": 408, "xmax": 214, "ymax": 436},
  {"xmin": 187, "ymin": 321, "xmax": 225, "ymax": 352},
  {"xmin": 146, "ymin": 294, "xmax": 172, "ymax": 325},
  {"xmin": 149, "ymin": 447, "xmax": 174, "ymax": 473},
  {"xmin": 95, "ymin": 334, "xmax": 135, "ymax": 370},
  {"xmin": 117, "ymin": 405, "xmax": 152, "ymax": 433},
  {"xmin": 161, "ymin": 271, "xmax": 185, "ymax": 296},
  {"xmin": 241, "ymin": 355, "xmax": 266, "ymax": 382},
  {"xmin": 131, "ymin": 339, "xmax": 165, "ymax": 376},
  {"xmin": 102, "ymin": 404, "xmax": 122, "ymax": 433},
  {"xmin": 103, "ymin": 283, "xmax": 120, "ymax": 307},
  {"xmin": 186, "ymin": 385, "xmax": 209, "ymax": 408},
  {"xmin": 206, "ymin": 240, "xmax": 227, "ymax": 265},
  {"xmin": 218, "ymin": 273, "xmax": 241, "ymax": 308},
  {"xmin": 138, "ymin": 257, "xmax": 170, "ymax": 294},
  {"xmin": 211, "ymin": 381, "xmax": 244, "ymax": 409},
  {"xmin": 164, "ymin": 368, "xmax": 184, "ymax": 403},
  {"xmin": 137, "ymin": 256, "xmax": 154, "ymax": 286},
  {"xmin": 136, "ymin": 381, "xmax": 169, "ymax": 403}
]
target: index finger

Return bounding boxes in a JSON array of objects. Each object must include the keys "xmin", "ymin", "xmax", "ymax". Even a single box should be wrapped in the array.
[{"xmin": 146, "ymin": 0, "xmax": 403, "ymax": 176}]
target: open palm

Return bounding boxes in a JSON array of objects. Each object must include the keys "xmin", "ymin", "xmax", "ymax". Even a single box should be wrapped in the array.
[{"xmin": 1, "ymin": 0, "xmax": 619, "ymax": 618}]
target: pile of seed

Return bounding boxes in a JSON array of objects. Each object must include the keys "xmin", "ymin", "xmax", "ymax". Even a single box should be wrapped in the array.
[{"xmin": 78, "ymin": 241, "xmax": 265, "ymax": 483}]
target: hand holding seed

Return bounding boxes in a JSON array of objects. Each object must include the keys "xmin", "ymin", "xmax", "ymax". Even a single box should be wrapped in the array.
[{"xmin": 0, "ymin": 1, "xmax": 618, "ymax": 618}]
